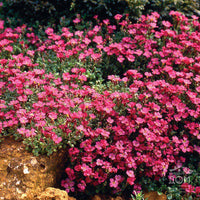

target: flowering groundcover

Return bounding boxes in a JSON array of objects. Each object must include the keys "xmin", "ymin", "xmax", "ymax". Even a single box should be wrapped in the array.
[{"xmin": 0, "ymin": 11, "xmax": 199, "ymax": 199}]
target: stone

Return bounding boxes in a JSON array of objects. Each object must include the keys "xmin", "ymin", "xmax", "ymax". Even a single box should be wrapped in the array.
[
  {"xmin": 91, "ymin": 195, "xmax": 125, "ymax": 200},
  {"xmin": 68, "ymin": 197, "xmax": 76, "ymax": 200},
  {"xmin": 144, "ymin": 191, "xmax": 167, "ymax": 200},
  {"xmin": 114, "ymin": 197, "xmax": 124, "ymax": 200},
  {"xmin": 36, "ymin": 187, "xmax": 69, "ymax": 200},
  {"xmin": 91, "ymin": 195, "xmax": 101, "ymax": 200},
  {"xmin": 0, "ymin": 136, "xmax": 68, "ymax": 200}
]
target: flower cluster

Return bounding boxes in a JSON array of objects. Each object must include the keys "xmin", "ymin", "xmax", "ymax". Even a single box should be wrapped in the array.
[
  {"xmin": 0, "ymin": 11, "xmax": 199, "ymax": 198},
  {"xmin": 37, "ymin": 11, "xmax": 200, "ymax": 81}
]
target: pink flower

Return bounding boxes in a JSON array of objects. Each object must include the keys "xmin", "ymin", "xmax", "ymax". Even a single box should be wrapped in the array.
[
  {"xmin": 183, "ymin": 167, "xmax": 192, "ymax": 175},
  {"xmin": 48, "ymin": 112, "xmax": 58, "ymax": 120},
  {"xmin": 77, "ymin": 180, "xmax": 86, "ymax": 191},
  {"xmin": 26, "ymin": 128, "xmax": 36, "ymax": 137},
  {"xmin": 194, "ymin": 145, "xmax": 200, "ymax": 154},
  {"xmin": 0, "ymin": 20, "xmax": 3, "ymax": 30},
  {"xmin": 45, "ymin": 27, "xmax": 54, "ymax": 35},
  {"xmin": 103, "ymin": 107, "xmax": 112, "ymax": 114},
  {"xmin": 61, "ymin": 178, "xmax": 75, "ymax": 193},
  {"xmin": 27, "ymin": 50, "xmax": 35, "ymax": 56},
  {"xmin": 126, "ymin": 54, "xmax": 135, "ymax": 62},
  {"xmin": 75, "ymin": 30, "xmax": 83, "ymax": 37},
  {"xmin": 181, "ymin": 183, "xmax": 195, "ymax": 194},
  {"xmin": 82, "ymin": 156, "xmax": 92, "ymax": 162},
  {"xmin": 18, "ymin": 95, "xmax": 27, "ymax": 102},
  {"xmin": 0, "ymin": 102, "xmax": 6, "ymax": 109},
  {"xmin": 81, "ymin": 163, "xmax": 90, "ymax": 172},
  {"xmin": 95, "ymin": 128, "xmax": 110, "ymax": 138},
  {"xmin": 52, "ymin": 135, "xmax": 62, "ymax": 144},
  {"xmin": 17, "ymin": 127, "xmax": 26, "ymax": 136},
  {"xmin": 35, "ymin": 112, "xmax": 46, "ymax": 120},
  {"xmin": 93, "ymin": 25, "xmax": 101, "ymax": 33},
  {"xmin": 107, "ymin": 117, "xmax": 114, "ymax": 124},
  {"xmin": 35, "ymin": 120, "xmax": 46, "ymax": 127},
  {"xmin": 65, "ymin": 168, "xmax": 75, "ymax": 180},
  {"xmin": 162, "ymin": 21, "xmax": 172, "ymax": 28},
  {"xmin": 103, "ymin": 19, "xmax": 110, "ymax": 25},
  {"xmin": 93, "ymin": 36, "xmax": 103, "ymax": 45},
  {"xmin": 114, "ymin": 14, "xmax": 123, "ymax": 21},
  {"xmin": 91, "ymin": 53, "xmax": 101, "ymax": 61},
  {"xmin": 95, "ymin": 141, "xmax": 102, "ymax": 150},
  {"xmin": 196, "ymin": 186, "xmax": 200, "ymax": 195},
  {"xmin": 136, "ymin": 117, "xmax": 144, "ymax": 124},
  {"xmin": 93, "ymin": 15, "xmax": 98, "ymax": 20},
  {"xmin": 117, "ymin": 55, "xmax": 125, "ymax": 63},
  {"xmin": 19, "ymin": 117, "xmax": 28, "ymax": 124},
  {"xmin": 132, "ymin": 140, "xmax": 140, "ymax": 147},
  {"xmin": 109, "ymin": 153, "xmax": 116, "ymax": 160},
  {"xmin": 126, "ymin": 170, "xmax": 135, "ymax": 177},
  {"xmin": 96, "ymin": 159, "xmax": 104, "ymax": 166},
  {"xmin": 127, "ymin": 177, "xmax": 136, "ymax": 185},
  {"xmin": 24, "ymin": 89, "xmax": 33, "ymax": 95},
  {"xmin": 109, "ymin": 178, "xmax": 118, "ymax": 188},
  {"xmin": 73, "ymin": 18, "xmax": 81, "ymax": 24},
  {"xmin": 127, "ymin": 157, "xmax": 137, "ymax": 169}
]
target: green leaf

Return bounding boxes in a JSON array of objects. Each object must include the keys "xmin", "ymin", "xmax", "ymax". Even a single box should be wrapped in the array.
[
  {"xmin": 157, "ymin": 191, "xmax": 163, "ymax": 195},
  {"xmin": 167, "ymin": 194, "xmax": 173, "ymax": 200}
]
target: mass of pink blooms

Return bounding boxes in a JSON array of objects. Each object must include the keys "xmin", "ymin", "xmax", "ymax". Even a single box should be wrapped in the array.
[{"xmin": 0, "ymin": 11, "xmax": 199, "ymax": 197}]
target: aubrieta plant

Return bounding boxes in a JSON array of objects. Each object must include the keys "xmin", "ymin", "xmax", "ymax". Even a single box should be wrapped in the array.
[{"xmin": 0, "ymin": 10, "xmax": 199, "ymax": 199}]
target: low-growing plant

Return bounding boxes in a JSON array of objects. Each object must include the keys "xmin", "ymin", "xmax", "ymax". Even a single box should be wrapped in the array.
[
  {"xmin": 30, "ymin": 10, "xmax": 200, "ymax": 84},
  {"xmin": 0, "ymin": 10, "xmax": 199, "ymax": 200}
]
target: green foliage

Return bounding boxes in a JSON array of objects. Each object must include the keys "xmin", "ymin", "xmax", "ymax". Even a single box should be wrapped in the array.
[
  {"xmin": 1, "ymin": 0, "xmax": 73, "ymax": 27},
  {"xmin": 1, "ymin": 0, "xmax": 200, "ymax": 30},
  {"xmin": 131, "ymin": 191, "xmax": 147, "ymax": 200},
  {"xmin": 71, "ymin": 0, "xmax": 200, "ymax": 23},
  {"xmin": 145, "ymin": 0, "xmax": 200, "ymax": 18},
  {"xmin": 1, "ymin": 0, "xmax": 129, "ymax": 28},
  {"xmin": 23, "ymin": 134, "xmax": 61, "ymax": 156},
  {"xmin": 120, "ymin": 0, "xmax": 149, "ymax": 18},
  {"xmin": 69, "ymin": 0, "xmax": 129, "ymax": 20}
]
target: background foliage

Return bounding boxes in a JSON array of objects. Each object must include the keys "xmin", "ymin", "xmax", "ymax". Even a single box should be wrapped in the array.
[{"xmin": 1, "ymin": 0, "xmax": 200, "ymax": 28}]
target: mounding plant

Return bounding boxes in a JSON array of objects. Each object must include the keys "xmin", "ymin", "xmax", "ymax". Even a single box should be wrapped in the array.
[{"xmin": 0, "ymin": 10, "xmax": 199, "ymax": 200}]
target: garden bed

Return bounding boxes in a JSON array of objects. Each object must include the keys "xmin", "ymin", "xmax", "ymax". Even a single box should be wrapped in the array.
[{"xmin": 0, "ymin": 8, "xmax": 199, "ymax": 200}]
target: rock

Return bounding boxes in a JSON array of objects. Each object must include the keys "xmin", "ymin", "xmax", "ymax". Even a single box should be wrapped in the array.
[
  {"xmin": 0, "ymin": 136, "xmax": 68, "ymax": 200},
  {"xmin": 68, "ymin": 197, "xmax": 76, "ymax": 200},
  {"xmin": 90, "ymin": 193, "xmax": 167, "ymax": 200},
  {"xmin": 91, "ymin": 195, "xmax": 125, "ymax": 200},
  {"xmin": 36, "ymin": 187, "xmax": 68, "ymax": 200},
  {"xmin": 114, "ymin": 197, "xmax": 124, "ymax": 200},
  {"xmin": 144, "ymin": 191, "xmax": 167, "ymax": 200},
  {"xmin": 91, "ymin": 195, "xmax": 101, "ymax": 200}
]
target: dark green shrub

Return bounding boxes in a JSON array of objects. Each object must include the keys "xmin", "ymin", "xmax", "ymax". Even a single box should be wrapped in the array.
[
  {"xmin": 1, "ymin": 0, "xmax": 73, "ymax": 27},
  {"xmin": 70, "ymin": 0, "xmax": 129, "ymax": 20},
  {"xmin": 1, "ymin": 0, "xmax": 129, "ymax": 28},
  {"xmin": 1, "ymin": 0, "xmax": 200, "ymax": 30},
  {"xmin": 144, "ymin": 0, "xmax": 200, "ymax": 19},
  {"xmin": 71, "ymin": 0, "xmax": 200, "ymax": 22}
]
